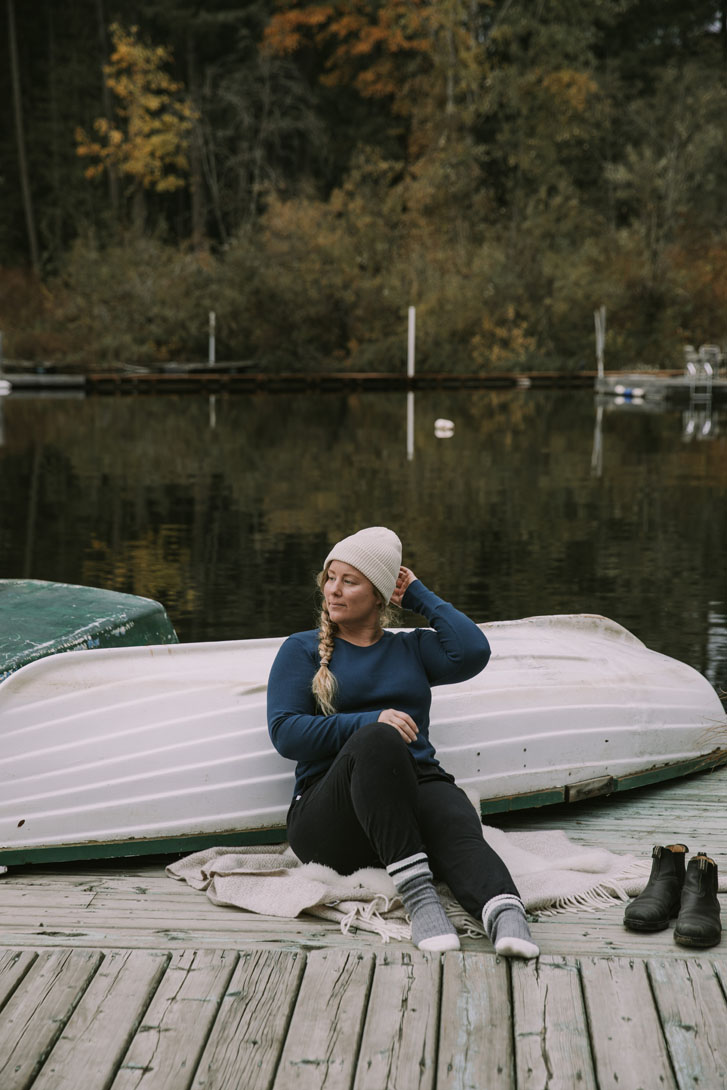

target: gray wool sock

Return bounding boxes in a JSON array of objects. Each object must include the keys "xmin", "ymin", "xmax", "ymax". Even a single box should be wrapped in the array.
[
  {"xmin": 387, "ymin": 853, "xmax": 460, "ymax": 953},
  {"xmin": 483, "ymin": 894, "xmax": 539, "ymax": 959}
]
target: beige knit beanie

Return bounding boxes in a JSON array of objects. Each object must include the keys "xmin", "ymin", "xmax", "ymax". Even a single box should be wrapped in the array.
[{"xmin": 324, "ymin": 527, "xmax": 402, "ymax": 603}]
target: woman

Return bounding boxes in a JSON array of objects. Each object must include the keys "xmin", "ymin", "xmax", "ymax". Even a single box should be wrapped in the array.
[{"xmin": 267, "ymin": 526, "xmax": 538, "ymax": 957}]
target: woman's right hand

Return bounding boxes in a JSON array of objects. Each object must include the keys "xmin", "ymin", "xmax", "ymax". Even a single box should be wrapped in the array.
[{"xmin": 378, "ymin": 708, "xmax": 419, "ymax": 743}]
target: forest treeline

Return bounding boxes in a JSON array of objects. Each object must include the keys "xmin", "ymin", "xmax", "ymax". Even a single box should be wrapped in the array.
[{"xmin": 2, "ymin": 0, "xmax": 727, "ymax": 372}]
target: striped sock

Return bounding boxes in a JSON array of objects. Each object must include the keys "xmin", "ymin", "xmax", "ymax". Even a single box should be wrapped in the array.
[
  {"xmin": 483, "ymin": 894, "xmax": 539, "ymax": 959},
  {"xmin": 387, "ymin": 853, "xmax": 460, "ymax": 953}
]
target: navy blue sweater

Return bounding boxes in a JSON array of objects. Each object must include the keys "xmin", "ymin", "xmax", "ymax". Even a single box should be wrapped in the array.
[{"xmin": 267, "ymin": 580, "xmax": 491, "ymax": 796}]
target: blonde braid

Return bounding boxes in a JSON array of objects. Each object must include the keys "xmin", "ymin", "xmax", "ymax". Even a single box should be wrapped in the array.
[
  {"xmin": 311, "ymin": 568, "xmax": 391, "ymax": 715},
  {"xmin": 312, "ymin": 601, "xmax": 339, "ymax": 715}
]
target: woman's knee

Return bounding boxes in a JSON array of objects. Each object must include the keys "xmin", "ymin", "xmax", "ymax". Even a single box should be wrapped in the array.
[
  {"xmin": 347, "ymin": 723, "xmax": 419, "ymax": 799},
  {"xmin": 348, "ymin": 721, "xmax": 411, "ymax": 760}
]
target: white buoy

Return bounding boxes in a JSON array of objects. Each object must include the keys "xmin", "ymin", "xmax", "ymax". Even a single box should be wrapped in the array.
[{"xmin": 434, "ymin": 418, "xmax": 454, "ymax": 438}]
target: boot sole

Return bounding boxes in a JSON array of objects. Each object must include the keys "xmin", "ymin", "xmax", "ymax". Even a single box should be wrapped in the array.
[
  {"xmin": 623, "ymin": 918, "xmax": 672, "ymax": 932},
  {"xmin": 673, "ymin": 931, "xmax": 722, "ymax": 948}
]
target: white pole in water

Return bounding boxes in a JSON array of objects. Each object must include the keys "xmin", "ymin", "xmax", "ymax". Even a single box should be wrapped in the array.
[
  {"xmin": 591, "ymin": 403, "xmax": 603, "ymax": 478},
  {"xmin": 208, "ymin": 310, "xmax": 216, "ymax": 366},
  {"xmin": 407, "ymin": 307, "xmax": 415, "ymax": 461},
  {"xmin": 594, "ymin": 305, "xmax": 606, "ymax": 379}
]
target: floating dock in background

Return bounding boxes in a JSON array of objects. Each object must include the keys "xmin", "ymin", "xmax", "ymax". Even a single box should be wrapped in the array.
[
  {"xmin": 596, "ymin": 343, "xmax": 726, "ymax": 405},
  {"xmin": 85, "ymin": 370, "xmax": 595, "ymax": 394},
  {"xmin": 3, "ymin": 369, "xmax": 595, "ymax": 395},
  {"xmin": 596, "ymin": 370, "xmax": 727, "ymax": 404},
  {"xmin": 3, "ymin": 365, "xmax": 726, "ymax": 401}
]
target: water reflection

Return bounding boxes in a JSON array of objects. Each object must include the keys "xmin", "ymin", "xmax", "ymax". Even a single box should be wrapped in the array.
[
  {"xmin": 592, "ymin": 393, "xmax": 724, "ymax": 475},
  {"xmin": 683, "ymin": 406, "xmax": 718, "ymax": 442},
  {"xmin": 0, "ymin": 389, "xmax": 725, "ymax": 693}
]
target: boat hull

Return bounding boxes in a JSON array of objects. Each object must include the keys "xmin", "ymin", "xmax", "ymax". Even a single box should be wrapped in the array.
[
  {"xmin": 1, "ymin": 615, "xmax": 725, "ymax": 864},
  {"xmin": 0, "ymin": 579, "xmax": 178, "ymax": 682}
]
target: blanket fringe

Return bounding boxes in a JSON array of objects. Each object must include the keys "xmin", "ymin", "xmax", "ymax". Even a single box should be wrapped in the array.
[
  {"xmin": 308, "ymin": 901, "xmax": 411, "ymax": 943},
  {"xmin": 535, "ymin": 882, "xmax": 631, "ymax": 916}
]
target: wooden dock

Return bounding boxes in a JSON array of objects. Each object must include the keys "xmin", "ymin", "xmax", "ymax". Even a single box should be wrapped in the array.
[
  {"xmin": 4, "ymin": 369, "xmax": 596, "ymax": 396},
  {"xmin": 595, "ymin": 370, "xmax": 727, "ymax": 404},
  {"xmin": 1, "ymin": 764, "xmax": 725, "ymax": 1089}
]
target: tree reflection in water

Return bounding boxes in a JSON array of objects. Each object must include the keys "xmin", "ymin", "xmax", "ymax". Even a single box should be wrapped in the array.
[{"xmin": 0, "ymin": 389, "xmax": 725, "ymax": 692}]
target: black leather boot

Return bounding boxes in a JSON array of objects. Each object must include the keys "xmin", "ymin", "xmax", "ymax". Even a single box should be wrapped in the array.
[
  {"xmin": 674, "ymin": 853, "xmax": 722, "ymax": 948},
  {"xmin": 623, "ymin": 843, "xmax": 688, "ymax": 932}
]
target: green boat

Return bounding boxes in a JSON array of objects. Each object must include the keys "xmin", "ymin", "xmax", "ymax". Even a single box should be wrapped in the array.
[{"xmin": 0, "ymin": 579, "xmax": 178, "ymax": 681}]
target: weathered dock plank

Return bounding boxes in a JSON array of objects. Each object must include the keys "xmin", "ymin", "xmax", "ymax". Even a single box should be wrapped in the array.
[
  {"xmin": 580, "ymin": 956, "xmax": 676, "ymax": 1089},
  {"xmin": 193, "ymin": 949, "xmax": 305, "ymax": 1090},
  {"xmin": 715, "ymin": 957, "xmax": 727, "ymax": 997},
  {"xmin": 0, "ymin": 917, "xmax": 386, "ymax": 953},
  {"xmin": 648, "ymin": 958, "xmax": 727, "ymax": 1090},
  {"xmin": 271, "ymin": 949, "xmax": 374, "ymax": 1090},
  {"xmin": 353, "ymin": 950, "xmax": 440, "ymax": 1090},
  {"xmin": 0, "ymin": 888, "xmax": 96, "ymax": 910},
  {"xmin": 0, "ymin": 949, "xmax": 38, "ymax": 1007},
  {"xmin": 111, "ymin": 949, "xmax": 236, "ymax": 1090},
  {"xmin": 437, "ymin": 951, "xmax": 512, "ymax": 1090},
  {"xmin": 2, "ymin": 947, "xmax": 727, "ymax": 1089},
  {"xmin": 511, "ymin": 956, "xmax": 596, "ymax": 1090},
  {"xmin": 30, "ymin": 950, "xmax": 169, "ymax": 1090},
  {"xmin": 0, "ymin": 949, "xmax": 103, "ymax": 1090},
  {"xmin": 0, "ymin": 887, "xmax": 719, "ymax": 960}
]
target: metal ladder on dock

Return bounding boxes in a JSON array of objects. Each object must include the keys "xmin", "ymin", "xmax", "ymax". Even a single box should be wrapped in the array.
[{"xmin": 683, "ymin": 344, "xmax": 720, "ymax": 439}]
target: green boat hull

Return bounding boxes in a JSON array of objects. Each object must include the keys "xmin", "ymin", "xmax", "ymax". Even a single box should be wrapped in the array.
[{"xmin": 0, "ymin": 579, "xmax": 178, "ymax": 681}]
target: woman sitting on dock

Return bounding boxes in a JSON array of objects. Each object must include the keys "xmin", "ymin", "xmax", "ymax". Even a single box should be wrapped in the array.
[{"xmin": 267, "ymin": 526, "xmax": 539, "ymax": 957}]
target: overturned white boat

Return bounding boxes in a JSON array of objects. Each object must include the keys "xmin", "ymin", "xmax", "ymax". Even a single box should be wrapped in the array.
[{"xmin": 1, "ymin": 614, "xmax": 725, "ymax": 866}]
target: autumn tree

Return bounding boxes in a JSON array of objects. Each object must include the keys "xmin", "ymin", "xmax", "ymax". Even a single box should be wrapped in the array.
[
  {"xmin": 263, "ymin": 1, "xmax": 486, "ymax": 144},
  {"xmin": 76, "ymin": 22, "xmax": 197, "ymax": 228}
]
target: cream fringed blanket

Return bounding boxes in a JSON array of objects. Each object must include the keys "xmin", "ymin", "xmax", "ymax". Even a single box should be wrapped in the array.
[{"xmin": 167, "ymin": 826, "xmax": 664, "ymax": 944}]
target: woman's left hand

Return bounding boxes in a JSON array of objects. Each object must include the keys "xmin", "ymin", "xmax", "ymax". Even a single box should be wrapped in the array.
[{"xmin": 390, "ymin": 566, "xmax": 418, "ymax": 606}]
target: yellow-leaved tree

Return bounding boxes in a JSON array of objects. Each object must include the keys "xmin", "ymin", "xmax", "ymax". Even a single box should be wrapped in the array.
[{"xmin": 76, "ymin": 23, "xmax": 197, "ymax": 224}]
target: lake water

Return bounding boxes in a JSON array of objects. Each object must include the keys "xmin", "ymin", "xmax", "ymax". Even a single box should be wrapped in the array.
[{"xmin": 1, "ymin": 388, "xmax": 725, "ymax": 692}]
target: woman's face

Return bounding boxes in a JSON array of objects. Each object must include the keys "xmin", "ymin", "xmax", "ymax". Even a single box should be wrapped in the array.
[{"xmin": 323, "ymin": 560, "xmax": 380, "ymax": 627}]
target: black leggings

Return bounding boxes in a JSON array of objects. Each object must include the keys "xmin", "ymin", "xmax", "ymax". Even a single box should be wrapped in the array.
[{"xmin": 287, "ymin": 722, "xmax": 519, "ymax": 919}]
